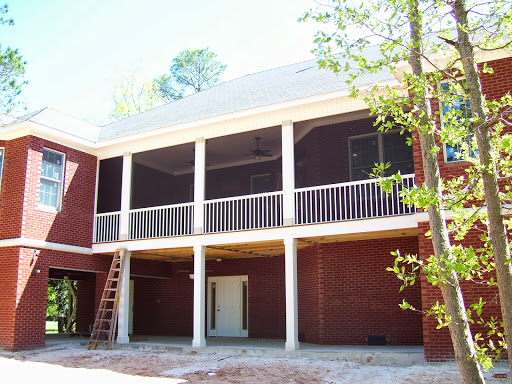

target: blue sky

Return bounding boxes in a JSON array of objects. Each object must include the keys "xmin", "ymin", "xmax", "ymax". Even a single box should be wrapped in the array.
[{"xmin": 3, "ymin": 0, "xmax": 322, "ymax": 123}]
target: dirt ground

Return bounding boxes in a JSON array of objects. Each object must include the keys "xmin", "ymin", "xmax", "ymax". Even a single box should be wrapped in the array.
[{"xmin": 0, "ymin": 343, "xmax": 509, "ymax": 383}]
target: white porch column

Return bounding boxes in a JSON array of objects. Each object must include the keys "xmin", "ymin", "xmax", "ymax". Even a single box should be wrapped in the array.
[
  {"xmin": 282, "ymin": 120, "xmax": 295, "ymax": 226},
  {"xmin": 117, "ymin": 249, "xmax": 131, "ymax": 344},
  {"xmin": 192, "ymin": 244, "xmax": 206, "ymax": 348},
  {"xmin": 193, "ymin": 138, "xmax": 206, "ymax": 234},
  {"xmin": 284, "ymin": 237, "xmax": 299, "ymax": 351},
  {"xmin": 119, "ymin": 152, "xmax": 132, "ymax": 240}
]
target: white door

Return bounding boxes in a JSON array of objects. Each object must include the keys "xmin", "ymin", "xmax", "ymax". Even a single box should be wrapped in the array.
[{"xmin": 208, "ymin": 276, "xmax": 248, "ymax": 337}]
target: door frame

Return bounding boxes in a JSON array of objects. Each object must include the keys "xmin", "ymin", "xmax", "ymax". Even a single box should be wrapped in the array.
[{"xmin": 207, "ymin": 275, "xmax": 248, "ymax": 337}]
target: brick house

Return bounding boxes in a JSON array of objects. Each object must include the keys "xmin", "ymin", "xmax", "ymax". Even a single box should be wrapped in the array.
[{"xmin": 0, "ymin": 45, "xmax": 510, "ymax": 361}]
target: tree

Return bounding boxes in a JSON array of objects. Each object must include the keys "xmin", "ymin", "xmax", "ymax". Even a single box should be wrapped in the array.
[
  {"xmin": 47, "ymin": 279, "xmax": 77, "ymax": 333},
  {"xmin": 110, "ymin": 68, "xmax": 161, "ymax": 121},
  {"xmin": 0, "ymin": 4, "xmax": 27, "ymax": 114},
  {"xmin": 155, "ymin": 48, "xmax": 226, "ymax": 101},
  {"xmin": 154, "ymin": 74, "xmax": 184, "ymax": 103},
  {"xmin": 302, "ymin": 0, "xmax": 512, "ymax": 380},
  {"xmin": 447, "ymin": 0, "xmax": 512, "ymax": 374}
]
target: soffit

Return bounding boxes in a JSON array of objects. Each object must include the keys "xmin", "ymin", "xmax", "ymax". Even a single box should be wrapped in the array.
[{"xmin": 96, "ymin": 227, "xmax": 418, "ymax": 262}]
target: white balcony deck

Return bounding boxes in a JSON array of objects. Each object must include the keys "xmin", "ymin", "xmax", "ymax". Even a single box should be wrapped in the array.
[{"xmin": 93, "ymin": 174, "xmax": 415, "ymax": 243}]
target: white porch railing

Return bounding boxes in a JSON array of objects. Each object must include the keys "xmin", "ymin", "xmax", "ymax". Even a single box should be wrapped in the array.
[
  {"xmin": 94, "ymin": 211, "xmax": 120, "ymax": 243},
  {"xmin": 204, "ymin": 191, "xmax": 283, "ymax": 233},
  {"xmin": 294, "ymin": 174, "xmax": 415, "ymax": 225},
  {"xmin": 93, "ymin": 175, "xmax": 415, "ymax": 242},
  {"xmin": 128, "ymin": 202, "xmax": 194, "ymax": 240}
]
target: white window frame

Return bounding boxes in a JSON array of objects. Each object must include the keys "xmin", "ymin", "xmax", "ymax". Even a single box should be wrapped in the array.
[
  {"xmin": 0, "ymin": 147, "xmax": 4, "ymax": 192},
  {"xmin": 439, "ymin": 80, "xmax": 474, "ymax": 163},
  {"xmin": 39, "ymin": 148, "xmax": 65, "ymax": 211}
]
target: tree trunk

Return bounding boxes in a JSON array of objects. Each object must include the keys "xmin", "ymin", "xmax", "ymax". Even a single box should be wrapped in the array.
[
  {"xmin": 65, "ymin": 280, "xmax": 77, "ymax": 333},
  {"xmin": 450, "ymin": 0, "xmax": 512, "ymax": 373},
  {"xmin": 408, "ymin": 3, "xmax": 485, "ymax": 382}
]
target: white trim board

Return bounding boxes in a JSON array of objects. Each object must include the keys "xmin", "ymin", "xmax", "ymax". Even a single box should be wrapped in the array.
[{"xmin": 0, "ymin": 237, "xmax": 93, "ymax": 255}]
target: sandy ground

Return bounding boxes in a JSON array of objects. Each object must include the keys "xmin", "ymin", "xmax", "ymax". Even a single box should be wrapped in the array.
[{"xmin": 0, "ymin": 343, "xmax": 509, "ymax": 383}]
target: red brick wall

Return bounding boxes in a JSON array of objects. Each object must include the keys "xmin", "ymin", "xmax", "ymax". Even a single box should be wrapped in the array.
[
  {"xmin": 307, "ymin": 118, "xmax": 378, "ymax": 187},
  {"xmin": 418, "ymin": 223, "xmax": 503, "ymax": 361},
  {"xmin": 131, "ymin": 238, "xmax": 422, "ymax": 346},
  {"xmin": 306, "ymin": 237, "xmax": 423, "ymax": 345},
  {"xmin": 412, "ymin": 57, "xmax": 512, "ymax": 360},
  {"xmin": 0, "ymin": 247, "xmax": 21, "ymax": 351},
  {"xmin": 20, "ymin": 137, "xmax": 97, "ymax": 248},
  {"xmin": 0, "ymin": 137, "xmax": 30, "ymax": 240},
  {"xmin": 297, "ymin": 244, "xmax": 320, "ymax": 342},
  {"xmin": 0, "ymin": 246, "xmax": 112, "ymax": 351}
]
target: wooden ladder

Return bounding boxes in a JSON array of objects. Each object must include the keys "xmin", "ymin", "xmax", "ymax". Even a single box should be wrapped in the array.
[{"xmin": 88, "ymin": 249, "xmax": 126, "ymax": 350}]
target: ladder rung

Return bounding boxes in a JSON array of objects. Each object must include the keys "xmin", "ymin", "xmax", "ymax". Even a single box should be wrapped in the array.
[{"xmin": 94, "ymin": 319, "xmax": 112, "ymax": 323}]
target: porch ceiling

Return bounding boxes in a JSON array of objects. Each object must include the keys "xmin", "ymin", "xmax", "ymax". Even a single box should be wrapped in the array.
[{"xmin": 97, "ymin": 227, "xmax": 418, "ymax": 262}]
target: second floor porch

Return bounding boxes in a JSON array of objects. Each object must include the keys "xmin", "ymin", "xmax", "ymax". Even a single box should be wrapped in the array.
[
  {"xmin": 94, "ymin": 113, "xmax": 416, "ymax": 244},
  {"xmin": 94, "ymin": 173, "xmax": 416, "ymax": 243}
]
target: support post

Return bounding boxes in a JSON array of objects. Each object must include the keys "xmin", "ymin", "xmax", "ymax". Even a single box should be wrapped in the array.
[
  {"xmin": 194, "ymin": 138, "xmax": 206, "ymax": 234},
  {"xmin": 119, "ymin": 152, "xmax": 132, "ymax": 240},
  {"xmin": 284, "ymin": 237, "xmax": 299, "ymax": 351},
  {"xmin": 192, "ymin": 244, "xmax": 206, "ymax": 348},
  {"xmin": 282, "ymin": 121, "xmax": 295, "ymax": 226},
  {"xmin": 117, "ymin": 249, "xmax": 131, "ymax": 344}
]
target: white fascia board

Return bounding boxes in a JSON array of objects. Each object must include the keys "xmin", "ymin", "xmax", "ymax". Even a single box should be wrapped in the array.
[
  {"xmin": 0, "ymin": 237, "xmax": 93, "ymax": 255},
  {"xmin": 0, "ymin": 121, "xmax": 98, "ymax": 154},
  {"xmin": 95, "ymin": 78, "xmax": 402, "ymax": 160},
  {"xmin": 92, "ymin": 215, "xmax": 418, "ymax": 254}
]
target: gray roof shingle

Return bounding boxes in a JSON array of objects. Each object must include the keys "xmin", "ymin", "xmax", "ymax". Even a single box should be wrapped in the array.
[
  {"xmin": 2, "ymin": 107, "xmax": 100, "ymax": 142},
  {"xmin": 99, "ymin": 45, "xmax": 392, "ymax": 141},
  {"xmin": 2, "ymin": 45, "xmax": 392, "ymax": 143}
]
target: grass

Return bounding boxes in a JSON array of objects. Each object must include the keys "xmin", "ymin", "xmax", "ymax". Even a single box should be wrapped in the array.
[{"xmin": 46, "ymin": 321, "xmax": 58, "ymax": 333}]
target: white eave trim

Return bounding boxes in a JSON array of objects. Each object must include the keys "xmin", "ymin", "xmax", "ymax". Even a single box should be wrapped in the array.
[
  {"xmin": 0, "ymin": 237, "xmax": 93, "ymax": 255},
  {"xmin": 0, "ymin": 121, "xmax": 98, "ymax": 154}
]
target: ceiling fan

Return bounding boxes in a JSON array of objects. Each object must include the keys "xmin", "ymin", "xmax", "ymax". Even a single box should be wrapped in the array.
[{"xmin": 248, "ymin": 137, "xmax": 273, "ymax": 160}]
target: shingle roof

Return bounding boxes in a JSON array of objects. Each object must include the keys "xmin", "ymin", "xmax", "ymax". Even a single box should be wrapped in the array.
[
  {"xmin": 2, "ymin": 45, "xmax": 393, "ymax": 143},
  {"xmin": 98, "ymin": 45, "xmax": 393, "ymax": 141},
  {"xmin": 2, "ymin": 107, "xmax": 100, "ymax": 141}
]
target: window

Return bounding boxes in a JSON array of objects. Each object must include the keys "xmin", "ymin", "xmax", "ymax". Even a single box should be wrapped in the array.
[
  {"xmin": 251, "ymin": 174, "xmax": 271, "ymax": 194},
  {"xmin": 349, "ymin": 131, "xmax": 413, "ymax": 180},
  {"xmin": 440, "ymin": 81, "xmax": 474, "ymax": 163},
  {"xmin": 39, "ymin": 149, "xmax": 65, "ymax": 210},
  {"xmin": 0, "ymin": 148, "xmax": 4, "ymax": 191}
]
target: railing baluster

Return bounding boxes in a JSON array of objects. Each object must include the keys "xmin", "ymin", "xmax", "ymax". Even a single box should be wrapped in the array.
[{"xmin": 94, "ymin": 175, "xmax": 416, "ymax": 242}]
